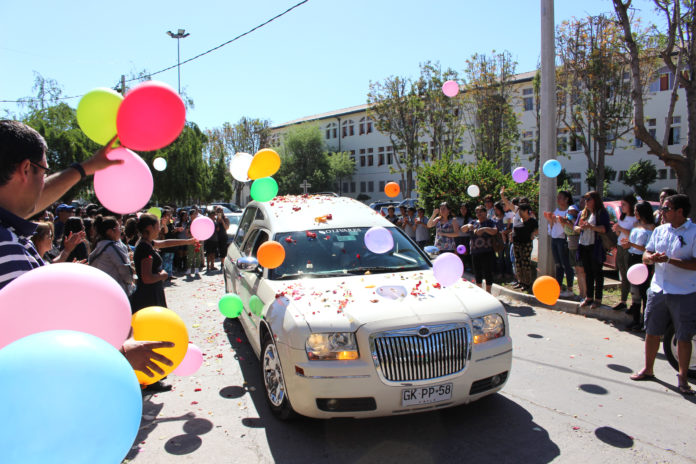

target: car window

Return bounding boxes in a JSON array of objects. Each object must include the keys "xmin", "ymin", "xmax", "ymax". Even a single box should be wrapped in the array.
[
  {"xmin": 607, "ymin": 207, "xmax": 618, "ymax": 223},
  {"xmin": 269, "ymin": 227, "xmax": 430, "ymax": 280},
  {"xmin": 241, "ymin": 229, "xmax": 269, "ymax": 258},
  {"xmin": 234, "ymin": 207, "xmax": 257, "ymax": 248}
]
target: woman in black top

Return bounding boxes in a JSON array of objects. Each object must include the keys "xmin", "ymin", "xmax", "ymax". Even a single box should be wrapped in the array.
[
  {"xmin": 130, "ymin": 214, "xmax": 194, "ymax": 313},
  {"xmin": 63, "ymin": 216, "xmax": 89, "ymax": 262},
  {"xmin": 512, "ymin": 204, "xmax": 538, "ymax": 292}
]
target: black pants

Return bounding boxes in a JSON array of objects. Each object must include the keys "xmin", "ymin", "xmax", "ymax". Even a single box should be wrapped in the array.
[
  {"xmin": 579, "ymin": 244, "xmax": 603, "ymax": 301},
  {"xmin": 628, "ymin": 253, "xmax": 653, "ymax": 320},
  {"xmin": 472, "ymin": 251, "xmax": 495, "ymax": 285}
]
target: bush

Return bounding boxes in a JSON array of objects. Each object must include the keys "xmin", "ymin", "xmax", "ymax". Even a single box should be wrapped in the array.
[{"xmin": 622, "ymin": 159, "xmax": 657, "ymax": 199}]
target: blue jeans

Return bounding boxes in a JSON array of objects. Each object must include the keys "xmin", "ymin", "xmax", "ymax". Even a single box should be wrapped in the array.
[
  {"xmin": 551, "ymin": 237, "xmax": 574, "ymax": 289},
  {"xmin": 162, "ymin": 252, "xmax": 174, "ymax": 275}
]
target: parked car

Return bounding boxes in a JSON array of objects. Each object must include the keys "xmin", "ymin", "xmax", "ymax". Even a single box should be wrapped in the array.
[
  {"xmin": 214, "ymin": 202, "xmax": 242, "ymax": 213},
  {"xmin": 368, "ymin": 200, "xmax": 400, "ymax": 217},
  {"xmin": 397, "ymin": 198, "xmax": 419, "ymax": 209},
  {"xmin": 223, "ymin": 196, "xmax": 512, "ymax": 419}
]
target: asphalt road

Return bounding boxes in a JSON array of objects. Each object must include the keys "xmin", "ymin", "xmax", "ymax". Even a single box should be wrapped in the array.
[{"xmin": 123, "ymin": 270, "xmax": 696, "ymax": 464}]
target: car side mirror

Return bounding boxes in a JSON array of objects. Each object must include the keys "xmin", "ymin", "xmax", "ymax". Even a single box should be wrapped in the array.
[{"xmin": 236, "ymin": 256, "xmax": 259, "ymax": 271}]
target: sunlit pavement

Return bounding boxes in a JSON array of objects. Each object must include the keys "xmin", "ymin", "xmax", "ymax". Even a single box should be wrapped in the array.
[{"xmin": 123, "ymin": 270, "xmax": 696, "ymax": 464}]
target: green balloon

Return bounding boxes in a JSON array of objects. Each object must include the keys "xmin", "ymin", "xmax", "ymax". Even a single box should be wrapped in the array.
[
  {"xmin": 249, "ymin": 295, "xmax": 264, "ymax": 316},
  {"xmin": 147, "ymin": 207, "xmax": 162, "ymax": 219},
  {"xmin": 76, "ymin": 88, "xmax": 123, "ymax": 146},
  {"xmin": 219, "ymin": 294, "xmax": 243, "ymax": 318},
  {"xmin": 250, "ymin": 177, "xmax": 278, "ymax": 202}
]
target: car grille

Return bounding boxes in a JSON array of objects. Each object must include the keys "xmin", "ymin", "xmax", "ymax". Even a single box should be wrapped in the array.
[{"xmin": 370, "ymin": 324, "xmax": 469, "ymax": 382}]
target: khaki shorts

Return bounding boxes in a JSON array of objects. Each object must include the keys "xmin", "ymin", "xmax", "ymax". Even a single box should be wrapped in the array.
[{"xmin": 568, "ymin": 248, "xmax": 579, "ymax": 268}]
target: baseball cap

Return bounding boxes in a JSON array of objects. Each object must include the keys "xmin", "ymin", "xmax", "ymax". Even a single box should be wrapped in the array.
[{"xmin": 56, "ymin": 204, "xmax": 75, "ymax": 213}]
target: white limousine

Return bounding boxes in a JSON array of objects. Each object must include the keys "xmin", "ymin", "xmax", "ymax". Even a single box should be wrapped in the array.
[{"xmin": 223, "ymin": 195, "xmax": 512, "ymax": 419}]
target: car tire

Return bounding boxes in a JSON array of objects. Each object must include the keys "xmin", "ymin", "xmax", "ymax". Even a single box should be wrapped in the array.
[
  {"xmin": 261, "ymin": 333, "xmax": 296, "ymax": 420},
  {"xmin": 663, "ymin": 323, "xmax": 696, "ymax": 380}
]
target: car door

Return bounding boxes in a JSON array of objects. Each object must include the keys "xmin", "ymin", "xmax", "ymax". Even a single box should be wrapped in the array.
[
  {"xmin": 236, "ymin": 227, "xmax": 270, "ymax": 354},
  {"xmin": 226, "ymin": 206, "xmax": 257, "ymax": 294}
]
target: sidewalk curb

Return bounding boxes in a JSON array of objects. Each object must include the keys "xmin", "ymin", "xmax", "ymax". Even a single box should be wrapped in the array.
[{"xmin": 491, "ymin": 283, "xmax": 633, "ymax": 325}]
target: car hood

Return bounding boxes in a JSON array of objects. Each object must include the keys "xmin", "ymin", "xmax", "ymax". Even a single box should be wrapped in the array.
[{"xmin": 266, "ymin": 270, "xmax": 501, "ymax": 333}]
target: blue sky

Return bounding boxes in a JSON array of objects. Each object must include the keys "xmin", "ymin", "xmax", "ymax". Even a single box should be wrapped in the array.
[{"xmin": 1, "ymin": 0, "xmax": 659, "ymax": 131}]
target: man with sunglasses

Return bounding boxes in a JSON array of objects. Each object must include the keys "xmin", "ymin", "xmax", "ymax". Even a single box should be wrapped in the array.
[
  {"xmin": 631, "ymin": 194, "xmax": 696, "ymax": 395},
  {"xmin": 0, "ymin": 120, "xmax": 174, "ymax": 382}
]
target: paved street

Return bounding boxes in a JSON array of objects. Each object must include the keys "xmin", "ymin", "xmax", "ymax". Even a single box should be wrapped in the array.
[{"xmin": 124, "ymin": 271, "xmax": 696, "ymax": 464}]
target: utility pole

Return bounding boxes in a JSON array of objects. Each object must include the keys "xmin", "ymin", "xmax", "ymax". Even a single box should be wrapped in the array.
[
  {"xmin": 539, "ymin": 0, "xmax": 556, "ymax": 277},
  {"xmin": 120, "ymin": 75, "xmax": 126, "ymax": 95},
  {"xmin": 166, "ymin": 29, "xmax": 190, "ymax": 94}
]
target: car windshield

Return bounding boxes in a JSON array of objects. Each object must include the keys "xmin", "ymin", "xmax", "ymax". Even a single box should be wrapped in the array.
[{"xmin": 269, "ymin": 227, "xmax": 430, "ymax": 280}]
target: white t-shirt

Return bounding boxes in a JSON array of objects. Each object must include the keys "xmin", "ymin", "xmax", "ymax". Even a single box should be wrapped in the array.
[
  {"xmin": 579, "ymin": 213, "xmax": 596, "ymax": 246},
  {"xmin": 617, "ymin": 215, "xmax": 638, "ymax": 242},
  {"xmin": 414, "ymin": 216, "xmax": 430, "ymax": 242},
  {"xmin": 548, "ymin": 208, "xmax": 568, "ymax": 239}
]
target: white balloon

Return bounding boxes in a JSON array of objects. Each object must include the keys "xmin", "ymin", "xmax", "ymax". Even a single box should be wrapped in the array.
[
  {"xmin": 230, "ymin": 152, "xmax": 253, "ymax": 182},
  {"xmin": 153, "ymin": 157, "xmax": 167, "ymax": 171},
  {"xmin": 467, "ymin": 185, "xmax": 480, "ymax": 197}
]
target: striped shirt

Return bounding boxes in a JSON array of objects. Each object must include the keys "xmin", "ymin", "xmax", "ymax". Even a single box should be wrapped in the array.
[{"xmin": 0, "ymin": 206, "xmax": 45, "ymax": 290}]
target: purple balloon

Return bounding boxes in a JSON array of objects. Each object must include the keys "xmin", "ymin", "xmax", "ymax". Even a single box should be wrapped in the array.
[
  {"xmin": 456, "ymin": 244, "xmax": 467, "ymax": 254},
  {"xmin": 512, "ymin": 167, "xmax": 529, "ymax": 183},
  {"xmin": 432, "ymin": 253, "xmax": 464, "ymax": 287},
  {"xmin": 364, "ymin": 226, "xmax": 394, "ymax": 254}
]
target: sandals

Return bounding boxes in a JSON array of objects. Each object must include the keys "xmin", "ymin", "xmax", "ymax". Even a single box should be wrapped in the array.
[
  {"xmin": 579, "ymin": 298, "xmax": 593, "ymax": 308},
  {"xmin": 630, "ymin": 371, "xmax": 656, "ymax": 381},
  {"xmin": 677, "ymin": 375, "xmax": 695, "ymax": 395}
]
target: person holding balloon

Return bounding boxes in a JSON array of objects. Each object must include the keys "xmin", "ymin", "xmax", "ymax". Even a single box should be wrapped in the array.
[
  {"xmin": 611, "ymin": 194, "xmax": 638, "ymax": 311},
  {"xmin": 129, "ymin": 213, "xmax": 195, "ymax": 313},
  {"xmin": 575, "ymin": 191, "xmax": 611, "ymax": 309},
  {"xmin": 620, "ymin": 201, "xmax": 657, "ymax": 331},
  {"xmin": 185, "ymin": 208, "xmax": 205, "ymax": 277},
  {"xmin": 511, "ymin": 204, "xmax": 538, "ymax": 292},
  {"xmin": 428, "ymin": 202, "xmax": 461, "ymax": 254}
]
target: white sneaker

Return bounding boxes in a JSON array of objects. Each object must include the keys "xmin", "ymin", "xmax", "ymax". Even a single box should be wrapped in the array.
[
  {"xmin": 185, "ymin": 268, "xmax": 192, "ymax": 276},
  {"xmin": 195, "ymin": 268, "xmax": 201, "ymax": 275}
]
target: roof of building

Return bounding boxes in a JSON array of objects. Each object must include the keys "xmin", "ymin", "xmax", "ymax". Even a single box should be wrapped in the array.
[
  {"xmin": 272, "ymin": 70, "xmax": 538, "ymax": 130},
  {"xmin": 252, "ymin": 195, "xmax": 393, "ymax": 233}
]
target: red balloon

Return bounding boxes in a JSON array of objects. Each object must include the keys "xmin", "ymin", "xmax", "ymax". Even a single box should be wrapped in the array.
[{"xmin": 116, "ymin": 81, "xmax": 186, "ymax": 151}]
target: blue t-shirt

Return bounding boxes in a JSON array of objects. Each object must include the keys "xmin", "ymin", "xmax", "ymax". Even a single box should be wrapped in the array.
[{"xmin": 628, "ymin": 227, "xmax": 652, "ymax": 255}]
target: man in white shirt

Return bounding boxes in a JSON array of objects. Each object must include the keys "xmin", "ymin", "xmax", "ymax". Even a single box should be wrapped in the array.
[{"xmin": 630, "ymin": 194, "xmax": 696, "ymax": 395}]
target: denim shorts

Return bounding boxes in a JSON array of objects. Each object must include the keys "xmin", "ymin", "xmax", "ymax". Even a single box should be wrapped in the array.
[{"xmin": 644, "ymin": 289, "xmax": 696, "ymax": 341}]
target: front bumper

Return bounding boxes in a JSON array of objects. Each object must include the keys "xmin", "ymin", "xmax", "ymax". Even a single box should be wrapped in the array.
[{"xmin": 277, "ymin": 334, "xmax": 512, "ymax": 419}]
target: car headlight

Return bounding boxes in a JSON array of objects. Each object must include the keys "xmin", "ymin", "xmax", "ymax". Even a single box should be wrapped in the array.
[
  {"xmin": 472, "ymin": 314, "xmax": 505, "ymax": 344},
  {"xmin": 305, "ymin": 333, "xmax": 359, "ymax": 360}
]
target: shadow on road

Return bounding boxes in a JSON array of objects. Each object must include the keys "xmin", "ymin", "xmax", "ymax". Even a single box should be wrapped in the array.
[
  {"xmin": 222, "ymin": 319, "xmax": 561, "ymax": 464},
  {"xmin": 504, "ymin": 303, "xmax": 537, "ymax": 318}
]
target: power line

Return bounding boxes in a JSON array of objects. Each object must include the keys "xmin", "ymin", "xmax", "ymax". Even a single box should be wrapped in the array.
[{"xmin": 0, "ymin": 0, "xmax": 309, "ymax": 104}]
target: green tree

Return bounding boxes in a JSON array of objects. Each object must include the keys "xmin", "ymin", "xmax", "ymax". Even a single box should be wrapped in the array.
[
  {"xmin": 622, "ymin": 159, "xmax": 657, "ymax": 198},
  {"xmin": 276, "ymin": 125, "xmax": 332, "ymax": 194},
  {"xmin": 207, "ymin": 154, "xmax": 233, "ymax": 202},
  {"xmin": 460, "ymin": 51, "xmax": 520, "ymax": 172},
  {"xmin": 614, "ymin": 0, "xmax": 696, "ymax": 217},
  {"xmin": 368, "ymin": 75, "xmax": 424, "ymax": 198},
  {"xmin": 585, "ymin": 165, "xmax": 617, "ymax": 195},
  {"xmin": 417, "ymin": 61, "xmax": 465, "ymax": 160},
  {"xmin": 328, "ymin": 151, "xmax": 356, "ymax": 194},
  {"xmin": 557, "ymin": 14, "xmax": 650, "ymax": 197}
]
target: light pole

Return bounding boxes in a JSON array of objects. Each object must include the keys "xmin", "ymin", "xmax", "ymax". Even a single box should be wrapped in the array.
[{"xmin": 166, "ymin": 28, "xmax": 190, "ymax": 94}]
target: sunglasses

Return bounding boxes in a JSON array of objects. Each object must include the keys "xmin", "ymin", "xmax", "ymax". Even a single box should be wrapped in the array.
[{"xmin": 661, "ymin": 206, "xmax": 673, "ymax": 212}]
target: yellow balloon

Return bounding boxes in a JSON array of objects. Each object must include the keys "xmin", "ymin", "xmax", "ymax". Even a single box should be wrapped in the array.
[
  {"xmin": 131, "ymin": 306, "xmax": 189, "ymax": 385},
  {"xmin": 76, "ymin": 88, "xmax": 123, "ymax": 146},
  {"xmin": 248, "ymin": 148, "xmax": 281, "ymax": 180}
]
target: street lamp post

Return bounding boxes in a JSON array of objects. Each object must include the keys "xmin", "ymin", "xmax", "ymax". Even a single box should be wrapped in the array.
[{"xmin": 166, "ymin": 28, "xmax": 190, "ymax": 94}]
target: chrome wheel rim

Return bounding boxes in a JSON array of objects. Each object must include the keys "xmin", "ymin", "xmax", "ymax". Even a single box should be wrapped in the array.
[
  {"xmin": 670, "ymin": 333, "xmax": 696, "ymax": 370},
  {"xmin": 263, "ymin": 342, "xmax": 286, "ymax": 407}
]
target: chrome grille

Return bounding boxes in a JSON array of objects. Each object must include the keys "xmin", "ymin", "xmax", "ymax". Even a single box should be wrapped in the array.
[{"xmin": 370, "ymin": 324, "xmax": 469, "ymax": 382}]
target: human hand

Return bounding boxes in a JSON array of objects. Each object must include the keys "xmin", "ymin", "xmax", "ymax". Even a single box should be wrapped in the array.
[
  {"xmin": 652, "ymin": 252, "xmax": 668, "ymax": 263},
  {"xmin": 612, "ymin": 223, "xmax": 620, "ymax": 233},
  {"xmin": 160, "ymin": 270, "xmax": 169, "ymax": 281},
  {"xmin": 81, "ymin": 135, "xmax": 123, "ymax": 176},
  {"xmin": 63, "ymin": 231, "xmax": 86, "ymax": 253},
  {"xmin": 121, "ymin": 338, "xmax": 174, "ymax": 377},
  {"xmin": 432, "ymin": 208, "xmax": 440, "ymax": 216}
]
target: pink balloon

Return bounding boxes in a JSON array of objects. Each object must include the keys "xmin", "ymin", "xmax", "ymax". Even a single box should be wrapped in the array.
[
  {"xmin": 116, "ymin": 81, "xmax": 186, "ymax": 151},
  {"xmin": 172, "ymin": 343, "xmax": 203, "ymax": 376},
  {"xmin": 432, "ymin": 252, "xmax": 464, "ymax": 286},
  {"xmin": 0, "ymin": 263, "xmax": 131, "ymax": 350},
  {"xmin": 627, "ymin": 263, "xmax": 649, "ymax": 285},
  {"xmin": 94, "ymin": 147, "xmax": 153, "ymax": 214},
  {"xmin": 191, "ymin": 216, "xmax": 215, "ymax": 241},
  {"xmin": 442, "ymin": 80, "xmax": 460, "ymax": 98},
  {"xmin": 512, "ymin": 167, "xmax": 529, "ymax": 183}
]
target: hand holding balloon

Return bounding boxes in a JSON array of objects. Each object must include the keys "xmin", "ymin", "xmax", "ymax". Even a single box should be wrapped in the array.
[
  {"xmin": 81, "ymin": 135, "xmax": 123, "ymax": 176},
  {"xmin": 121, "ymin": 338, "xmax": 175, "ymax": 377}
]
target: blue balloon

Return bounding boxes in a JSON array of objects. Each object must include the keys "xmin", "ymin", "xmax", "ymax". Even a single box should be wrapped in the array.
[
  {"xmin": 542, "ymin": 159, "xmax": 562, "ymax": 178},
  {"xmin": 0, "ymin": 330, "xmax": 142, "ymax": 464}
]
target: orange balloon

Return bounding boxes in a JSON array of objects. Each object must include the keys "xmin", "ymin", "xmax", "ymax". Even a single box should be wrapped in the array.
[
  {"xmin": 257, "ymin": 240, "xmax": 286, "ymax": 269},
  {"xmin": 385, "ymin": 182, "xmax": 400, "ymax": 198},
  {"xmin": 131, "ymin": 306, "xmax": 189, "ymax": 385},
  {"xmin": 248, "ymin": 148, "xmax": 281, "ymax": 180},
  {"xmin": 532, "ymin": 276, "xmax": 561, "ymax": 306}
]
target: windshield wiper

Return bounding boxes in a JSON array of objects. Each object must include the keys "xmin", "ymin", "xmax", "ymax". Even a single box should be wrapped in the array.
[{"xmin": 346, "ymin": 266, "xmax": 400, "ymax": 275}]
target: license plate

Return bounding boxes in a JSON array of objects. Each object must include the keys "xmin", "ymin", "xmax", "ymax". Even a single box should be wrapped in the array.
[{"xmin": 401, "ymin": 383, "xmax": 453, "ymax": 406}]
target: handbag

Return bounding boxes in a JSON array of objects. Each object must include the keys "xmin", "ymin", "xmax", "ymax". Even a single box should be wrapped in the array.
[{"xmin": 599, "ymin": 229, "xmax": 618, "ymax": 251}]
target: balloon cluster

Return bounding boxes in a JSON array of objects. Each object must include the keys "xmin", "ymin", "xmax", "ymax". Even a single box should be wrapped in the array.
[
  {"xmin": 77, "ymin": 82, "xmax": 186, "ymax": 214},
  {"xmin": 230, "ymin": 149, "xmax": 281, "ymax": 202}
]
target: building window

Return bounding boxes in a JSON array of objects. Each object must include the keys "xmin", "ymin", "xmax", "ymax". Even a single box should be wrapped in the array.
[
  {"xmin": 350, "ymin": 182, "xmax": 356, "ymax": 193},
  {"xmin": 659, "ymin": 72, "xmax": 672, "ymax": 91},
  {"xmin": 557, "ymin": 136, "xmax": 567, "ymax": 152},
  {"xmin": 378, "ymin": 153, "xmax": 384, "ymax": 165},
  {"xmin": 360, "ymin": 156, "xmax": 366, "ymax": 167},
  {"xmin": 368, "ymin": 155, "xmax": 374, "ymax": 166},
  {"xmin": 368, "ymin": 181, "xmax": 374, "ymax": 192},
  {"xmin": 672, "ymin": 116, "xmax": 681, "ymax": 124},
  {"xmin": 359, "ymin": 148, "xmax": 366, "ymax": 155},
  {"xmin": 522, "ymin": 140, "xmax": 533, "ymax": 155},
  {"xmin": 360, "ymin": 181, "xmax": 366, "ymax": 192},
  {"xmin": 343, "ymin": 182, "xmax": 349, "ymax": 193},
  {"xmin": 647, "ymin": 118, "xmax": 656, "ymax": 127},
  {"xmin": 387, "ymin": 153, "xmax": 393, "ymax": 164},
  {"xmin": 634, "ymin": 138, "xmax": 643, "ymax": 148},
  {"xmin": 367, "ymin": 119, "xmax": 373, "ymax": 134},
  {"xmin": 670, "ymin": 168, "xmax": 677, "ymax": 179},
  {"xmin": 618, "ymin": 170, "xmax": 626, "ymax": 181},
  {"xmin": 523, "ymin": 97, "xmax": 533, "ymax": 111},
  {"xmin": 669, "ymin": 126, "xmax": 680, "ymax": 145},
  {"xmin": 341, "ymin": 119, "xmax": 354, "ymax": 138},
  {"xmin": 658, "ymin": 169, "xmax": 667, "ymax": 179},
  {"xmin": 379, "ymin": 181, "xmax": 385, "ymax": 192},
  {"xmin": 523, "ymin": 88, "xmax": 533, "ymax": 95},
  {"xmin": 649, "ymin": 128, "xmax": 657, "ymax": 138}
]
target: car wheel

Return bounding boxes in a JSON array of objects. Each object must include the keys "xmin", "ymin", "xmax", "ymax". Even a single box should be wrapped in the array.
[
  {"xmin": 663, "ymin": 323, "xmax": 696, "ymax": 380},
  {"xmin": 261, "ymin": 333, "xmax": 296, "ymax": 420}
]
